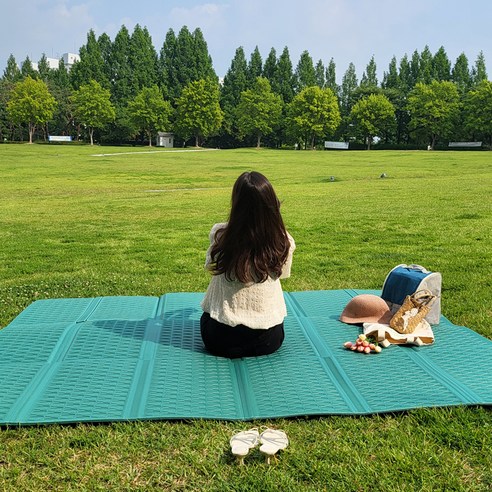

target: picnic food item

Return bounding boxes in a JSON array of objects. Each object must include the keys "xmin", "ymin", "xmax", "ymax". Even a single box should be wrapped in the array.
[{"xmin": 343, "ymin": 334, "xmax": 382, "ymax": 354}]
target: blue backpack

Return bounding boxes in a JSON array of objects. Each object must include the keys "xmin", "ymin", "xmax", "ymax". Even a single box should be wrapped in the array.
[{"xmin": 381, "ymin": 264, "xmax": 442, "ymax": 324}]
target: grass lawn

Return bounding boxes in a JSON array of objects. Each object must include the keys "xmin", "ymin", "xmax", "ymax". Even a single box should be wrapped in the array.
[{"xmin": 1, "ymin": 144, "xmax": 491, "ymax": 491}]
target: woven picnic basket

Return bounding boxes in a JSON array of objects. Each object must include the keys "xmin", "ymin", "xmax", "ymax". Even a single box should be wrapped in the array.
[{"xmin": 389, "ymin": 289, "xmax": 436, "ymax": 334}]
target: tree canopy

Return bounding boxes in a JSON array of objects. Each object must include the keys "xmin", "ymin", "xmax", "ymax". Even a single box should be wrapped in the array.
[
  {"xmin": 7, "ymin": 76, "xmax": 57, "ymax": 143},
  {"xmin": 127, "ymin": 85, "xmax": 173, "ymax": 146},
  {"xmin": 0, "ymin": 28, "xmax": 490, "ymax": 149},
  {"xmin": 174, "ymin": 78, "xmax": 223, "ymax": 147},
  {"xmin": 287, "ymin": 86, "xmax": 341, "ymax": 149},
  {"xmin": 351, "ymin": 94, "xmax": 395, "ymax": 149},
  {"xmin": 465, "ymin": 80, "xmax": 492, "ymax": 146},
  {"xmin": 407, "ymin": 81, "xmax": 460, "ymax": 149},
  {"xmin": 71, "ymin": 80, "xmax": 115, "ymax": 144},
  {"xmin": 236, "ymin": 77, "xmax": 282, "ymax": 148}
]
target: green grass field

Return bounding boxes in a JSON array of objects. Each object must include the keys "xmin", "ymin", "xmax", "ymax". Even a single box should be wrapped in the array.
[{"xmin": 1, "ymin": 145, "xmax": 491, "ymax": 491}]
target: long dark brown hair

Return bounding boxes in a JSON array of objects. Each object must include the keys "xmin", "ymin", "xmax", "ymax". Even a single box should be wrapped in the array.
[{"xmin": 210, "ymin": 171, "xmax": 290, "ymax": 283}]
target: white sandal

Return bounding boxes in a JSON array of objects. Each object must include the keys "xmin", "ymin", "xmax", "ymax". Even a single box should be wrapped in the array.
[
  {"xmin": 259, "ymin": 428, "xmax": 289, "ymax": 464},
  {"xmin": 229, "ymin": 428, "xmax": 259, "ymax": 464}
]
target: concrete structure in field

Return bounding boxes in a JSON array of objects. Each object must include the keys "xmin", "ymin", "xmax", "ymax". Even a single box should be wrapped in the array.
[{"xmin": 156, "ymin": 132, "xmax": 174, "ymax": 148}]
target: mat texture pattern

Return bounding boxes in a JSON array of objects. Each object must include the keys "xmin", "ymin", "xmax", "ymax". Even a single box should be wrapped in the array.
[{"xmin": 1, "ymin": 290, "xmax": 491, "ymax": 425}]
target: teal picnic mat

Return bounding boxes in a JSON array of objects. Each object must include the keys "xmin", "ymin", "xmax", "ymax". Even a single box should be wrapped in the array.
[{"xmin": 1, "ymin": 289, "xmax": 492, "ymax": 425}]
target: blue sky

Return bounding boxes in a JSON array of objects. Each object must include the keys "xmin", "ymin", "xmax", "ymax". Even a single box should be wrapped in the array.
[{"xmin": 1, "ymin": 0, "xmax": 491, "ymax": 82}]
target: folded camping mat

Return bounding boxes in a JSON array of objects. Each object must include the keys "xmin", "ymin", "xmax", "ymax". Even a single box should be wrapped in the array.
[{"xmin": 1, "ymin": 289, "xmax": 492, "ymax": 425}]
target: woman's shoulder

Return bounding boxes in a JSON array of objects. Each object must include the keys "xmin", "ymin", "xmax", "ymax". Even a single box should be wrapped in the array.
[{"xmin": 286, "ymin": 230, "xmax": 296, "ymax": 250}]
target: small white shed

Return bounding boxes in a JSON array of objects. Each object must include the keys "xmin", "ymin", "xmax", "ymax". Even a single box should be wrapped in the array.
[{"xmin": 157, "ymin": 132, "xmax": 174, "ymax": 148}]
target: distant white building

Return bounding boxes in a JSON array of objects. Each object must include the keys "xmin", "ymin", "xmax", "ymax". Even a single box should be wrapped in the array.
[
  {"xmin": 62, "ymin": 52, "xmax": 80, "ymax": 70},
  {"xmin": 44, "ymin": 57, "xmax": 60, "ymax": 69},
  {"xmin": 32, "ymin": 52, "xmax": 80, "ymax": 72}
]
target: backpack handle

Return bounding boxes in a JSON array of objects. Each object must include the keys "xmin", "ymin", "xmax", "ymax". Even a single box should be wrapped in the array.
[{"xmin": 406, "ymin": 264, "xmax": 430, "ymax": 274}]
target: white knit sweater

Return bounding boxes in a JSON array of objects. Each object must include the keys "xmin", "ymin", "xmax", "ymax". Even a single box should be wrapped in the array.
[{"xmin": 200, "ymin": 223, "xmax": 295, "ymax": 329}]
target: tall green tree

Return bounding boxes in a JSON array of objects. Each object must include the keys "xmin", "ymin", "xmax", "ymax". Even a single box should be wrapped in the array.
[
  {"xmin": 70, "ymin": 29, "xmax": 108, "ymax": 89},
  {"xmin": 175, "ymin": 26, "xmax": 198, "ymax": 92},
  {"xmin": 294, "ymin": 50, "xmax": 316, "ymax": 93},
  {"xmin": 127, "ymin": 85, "xmax": 172, "ymax": 146},
  {"xmin": 420, "ymin": 46, "xmax": 433, "ymax": 84},
  {"xmin": 464, "ymin": 80, "xmax": 492, "ymax": 146},
  {"xmin": 3, "ymin": 55, "xmax": 22, "ymax": 83},
  {"xmin": 0, "ymin": 78, "xmax": 11, "ymax": 140},
  {"xmin": 98, "ymin": 32, "xmax": 113, "ymax": 84},
  {"xmin": 110, "ymin": 25, "xmax": 133, "ymax": 104},
  {"xmin": 71, "ymin": 79, "xmax": 115, "ymax": 144},
  {"xmin": 7, "ymin": 76, "xmax": 57, "ymax": 143},
  {"xmin": 325, "ymin": 58, "xmax": 338, "ymax": 97},
  {"xmin": 315, "ymin": 59, "xmax": 325, "ymax": 88},
  {"xmin": 37, "ymin": 54, "xmax": 52, "ymax": 82},
  {"xmin": 49, "ymin": 58, "xmax": 74, "ymax": 136},
  {"xmin": 262, "ymin": 48, "xmax": 278, "ymax": 88},
  {"xmin": 432, "ymin": 46, "xmax": 451, "ymax": 81},
  {"xmin": 248, "ymin": 47, "xmax": 263, "ymax": 87},
  {"xmin": 382, "ymin": 56, "xmax": 399, "ymax": 90},
  {"xmin": 340, "ymin": 62, "xmax": 358, "ymax": 116},
  {"xmin": 192, "ymin": 28, "xmax": 216, "ymax": 82},
  {"xmin": 361, "ymin": 56, "xmax": 378, "ymax": 88},
  {"xmin": 350, "ymin": 94, "xmax": 395, "ymax": 149},
  {"xmin": 159, "ymin": 26, "xmax": 216, "ymax": 102},
  {"xmin": 129, "ymin": 25, "xmax": 158, "ymax": 97},
  {"xmin": 409, "ymin": 50, "xmax": 421, "ymax": 87},
  {"xmin": 236, "ymin": 77, "xmax": 282, "ymax": 148},
  {"xmin": 452, "ymin": 53, "xmax": 472, "ymax": 95},
  {"xmin": 275, "ymin": 47, "xmax": 295, "ymax": 103},
  {"xmin": 382, "ymin": 57, "xmax": 408, "ymax": 144},
  {"xmin": 159, "ymin": 28, "xmax": 178, "ymax": 100},
  {"xmin": 407, "ymin": 80, "xmax": 460, "ymax": 149},
  {"xmin": 0, "ymin": 57, "xmax": 21, "ymax": 140},
  {"xmin": 287, "ymin": 86, "xmax": 341, "ymax": 149},
  {"xmin": 471, "ymin": 51, "xmax": 488, "ymax": 86},
  {"xmin": 20, "ymin": 57, "xmax": 37, "ymax": 79},
  {"xmin": 220, "ymin": 46, "xmax": 248, "ymax": 139},
  {"xmin": 398, "ymin": 54, "xmax": 412, "ymax": 94},
  {"xmin": 174, "ymin": 79, "xmax": 223, "ymax": 147}
]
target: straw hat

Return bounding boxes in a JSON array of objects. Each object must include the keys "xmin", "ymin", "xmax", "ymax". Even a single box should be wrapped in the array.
[{"xmin": 340, "ymin": 294, "xmax": 392, "ymax": 324}]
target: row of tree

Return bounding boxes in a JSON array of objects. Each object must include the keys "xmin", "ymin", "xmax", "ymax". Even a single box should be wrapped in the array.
[{"xmin": 1, "ymin": 24, "xmax": 491, "ymax": 149}]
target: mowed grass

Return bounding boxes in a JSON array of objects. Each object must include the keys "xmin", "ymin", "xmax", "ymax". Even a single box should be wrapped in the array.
[{"xmin": 1, "ymin": 145, "xmax": 491, "ymax": 491}]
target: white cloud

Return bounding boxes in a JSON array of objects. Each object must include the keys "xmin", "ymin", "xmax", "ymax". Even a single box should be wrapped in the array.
[
  {"xmin": 1, "ymin": 1, "xmax": 94, "ymax": 65},
  {"xmin": 169, "ymin": 3, "xmax": 230, "ymax": 29}
]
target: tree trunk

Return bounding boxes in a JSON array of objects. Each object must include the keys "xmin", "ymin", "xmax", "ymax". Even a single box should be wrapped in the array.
[
  {"xmin": 367, "ymin": 136, "xmax": 372, "ymax": 150},
  {"xmin": 256, "ymin": 134, "xmax": 261, "ymax": 149},
  {"xmin": 431, "ymin": 134, "xmax": 436, "ymax": 150},
  {"xmin": 195, "ymin": 135, "xmax": 200, "ymax": 147},
  {"xmin": 28, "ymin": 122, "xmax": 35, "ymax": 144},
  {"xmin": 147, "ymin": 130, "xmax": 152, "ymax": 146},
  {"xmin": 89, "ymin": 128, "xmax": 94, "ymax": 145}
]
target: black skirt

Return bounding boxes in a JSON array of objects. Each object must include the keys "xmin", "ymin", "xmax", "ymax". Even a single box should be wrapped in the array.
[{"xmin": 200, "ymin": 312, "xmax": 285, "ymax": 358}]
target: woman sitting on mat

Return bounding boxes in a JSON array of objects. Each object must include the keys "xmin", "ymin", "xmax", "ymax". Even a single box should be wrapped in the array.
[{"xmin": 200, "ymin": 171, "xmax": 295, "ymax": 358}]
